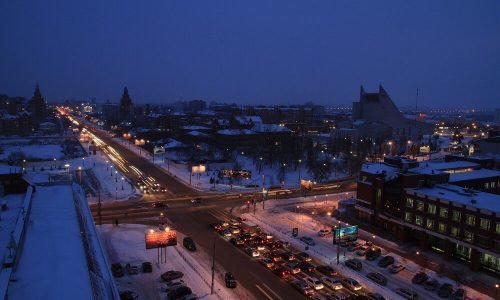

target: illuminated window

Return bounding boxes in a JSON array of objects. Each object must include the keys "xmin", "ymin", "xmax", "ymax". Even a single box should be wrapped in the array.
[
  {"xmin": 438, "ymin": 223, "xmax": 446, "ymax": 233},
  {"xmin": 440, "ymin": 207, "xmax": 448, "ymax": 218},
  {"xmin": 465, "ymin": 214, "xmax": 475, "ymax": 226},
  {"xmin": 464, "ymin": 231, "xmax": 474, "ymax": 242},
  {"xmin": 480, "ymin": 218, "xmax": 490, "ymax": 230},
  {"xmin": 452, "ymin": 210, "xmax": 461, "ymax": 222},
  {"xmin": 496, "ymin": 223, "xmax": 500, "ymax": 234},
  {"xmin": 405, "ymin": 212, "xmax": 413, "ymax": 222},
  {"xmin": 428, "ymin": 203, "xmax": 436, "ymax": 214},
  {"xmin": 406, "ymin": 197, "xmax": 414, "ymax": 208},
  {"xmin": 426, "ymin": 219, "xmax": 434, "ymax": 230},
  {"xmin": 415, "ymin": 215, "xmax": 423, "ymax": 226},
  {"xmin": 416, "ymin": 200, "xmax": 424, "ymax": 211},
  {"xmin": 451, "ymin": 227, "xmax": 460, "ymax": 237}
]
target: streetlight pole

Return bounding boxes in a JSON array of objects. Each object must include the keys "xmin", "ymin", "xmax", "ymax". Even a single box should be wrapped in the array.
[{"xmin": 121, "ymin": 177, "xmax": 124, "ymax": 190}]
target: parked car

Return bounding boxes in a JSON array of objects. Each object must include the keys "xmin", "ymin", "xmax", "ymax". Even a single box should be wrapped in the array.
[
  {"xmin": 291, "ymin": 279, "xmax": 315, "ymax": 296},
  {"xmin": 318, "ymin": 229, "xmax": 331, "ymax": 237},
  {"xmin": 224, "ymin": 272, "xmax": 237, "ymax": 288},
  {"xmin": 396, "ymin": 288, "xmax": 418, "ymax": 300},
  {"xmin": 412, "ymin": 272, "xmax": 428, "ymax": 285},
  {"xmin": 341, "ymin": 278, "xmax": 362, "ymax": 291},
  {"xmin": 304, "ymin": 276, "xmax": 324, "ymax": 290},
  {"xmin": 388, "ymin": 263, "xmax": 405, "ymax": 274},
  {"xmin": 377, "ymin": 255, "xmax": 394, "ymax": 267},
  {"xmin": 321, "ymin": 276, "xmax": 343, "ymax": 290},
  {"xmin": 356, "ymin": 246, "xmax": 368, "ymax": 256},
  {"xmin": 365, "ymin": 247, "xmax": 382, "ymax": 261},
  {"xmin": 161, "ymin": 280, "xmax": 187, "ymax": 293},
  {"xmin": 111, "ymin": 263, "xmax": 124, "ymax": 277},
  {"xmin": 300, "ymin": 236, "xmax": 316, "ymax": 246},
  {"xmin": 367, "ymin": 293, "xmax": 386, "ymax": 300},
  {"xmin": 438, "ymin": 283, "xmax": 453, "ymax": 298},
  {"xmin": 119, "ymin": 290, "xmax": 138, "ymax": 300},
  {"xmin": 451, "ymin": 288, "xmax": 466, "ymax": 300},
  {"xmin": 424, "ymin": 278, "xmax": 439, "ymax": 291},
  {"xmin": 167, "ymin": 286, "xmax": 192, "ymax": 300},
  {"xmin": 183, "ymin": 237, "xmax": 197, "ymax": 251},
  {"xmin": 152, "ymin": 201, "xmax": 168, "ymax": 209},
  {"xmin": 366, "ymin": 272, "xmax": 387, "ymax": 286},
  {"xmin": 317, "ymin": 265, "xmax": 338, "ymax": 276},
  {"xmin": 161, "ymin": 270, "xmax": 184, "ymax": 282},
  {"xmin": 126, "ymin": 263, "xmax": 139, "ymax": 275},
  {"xmin": 296, "ymin": 252, "xmax": 312, "ymax": 262},
  {"xmin": 345, "ymin": 259, "xmax": 362, "ymax": 271}
]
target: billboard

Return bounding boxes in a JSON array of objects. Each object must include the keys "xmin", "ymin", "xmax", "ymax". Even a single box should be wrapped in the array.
[
  {"xmin": 333, "ymin": 225, "xmax": 358, "ymax": 243},
  {"xmin": 192, "ymin": 165, "xmax": 206, "ymax": 173},
  {"xmin": 300, "ymin": 179, "xmax": 313, "ymax": 190},
  {"xmin": 145, "ymin": 228, "xmax": 177, "ymax": 249}
]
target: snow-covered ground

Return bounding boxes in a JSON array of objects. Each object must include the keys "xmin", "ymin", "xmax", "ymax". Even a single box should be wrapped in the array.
[
  {"xmin": 238, "ymin": 196, "xmax": 492, "ymax": 300},
  {"xmin": 98, "ymin": 224, "xmax": 254, "ymax": 300},
  {"xmin": 0, "ymin": 143, "xmax": 64, "ymax": 161}
]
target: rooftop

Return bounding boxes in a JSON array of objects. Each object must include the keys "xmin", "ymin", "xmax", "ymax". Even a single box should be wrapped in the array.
[
  {"xmin": 449, "ymin": 169, "xmax": 500, "ymax": 182},
  {"xmin": 361, "ymin": 163, "xmax": 399, "ymax": 181}
]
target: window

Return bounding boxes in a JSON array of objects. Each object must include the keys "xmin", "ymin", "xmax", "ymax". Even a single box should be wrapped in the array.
[
  {"xmin": 428, "ymin": 203, "xmax": 437, "ymax": 214},
  {"xmin": 492, "ymin": 182, "xmax": 496, "ymax": 188},
  {"xmin": 485, "ymin": 182, "xmax": 490, "ymax": 189},
  {"xmin": 415, "ymin": 215, "xmax": 423, "ymax": 226},
  {"xmin": 477, "ymin": 235, "xmax": 489, "ymax": 247},
  {"xmin": 480, "ymin": 218, "xmax": 490, "ymax": 231},
  {"xmin": 416, "ymin": 200, "xmax": 424, "ymax": 211},
  {"xmin": 405, "ymin": 212, "xmax": 413, "ymax": 222},
  {"xmin": 451, "ymin": 227, "xmax": 460, "ymax": 237},
  {"xmin": 406, "ymin": 197, "xmax": 414, "ymax": 208},
  {"xmin": 440, "ymin": 207, "xmax": 448, "ymax": 218},
  {"xmin": 438, "ymin": 223, "xmax": 446, "ymax": 233},
  {"xmin": 497, "ymin": 223, "xmax": 500, "ymax": 234},
  {"xmin": 464, "ymin": 231, "xmax": 474, "ymax": 242},
  {"xmin": 495, "ymin": 241, "xmax": 500, "ymax": 251},
  {"xmin": 465, "ymin": 214, "xmax": 475, "ymax": 226},
  {"xmin": 480, "ymin": 253, "xmax": 500, "ymax": 273},
  {"xmin": 452, "ymin": 210, "xmax": 462, "ymax": 222},
  {"xmin": 426, "ymin": 219, "xmax": 434, "ymax": 230}
]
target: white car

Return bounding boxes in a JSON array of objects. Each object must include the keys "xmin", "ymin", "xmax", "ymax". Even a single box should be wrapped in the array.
[
  {"xmin": 304, "ymin": 276, "xmax": 324, "ymax": 290},
  {"xmin": 341, "ymin": 278, "xmax": 362, "ymax": 291},
  {"xmin": 318, "ymin": 229, "xmax": 331, "ymax": 237},
  {"xmin": 321, "ymin": 276, "xmax": 343, "ymax": 290},
  {"xmin": 388, "ymin": 263, "xmax": 405, "ymax": 274}
]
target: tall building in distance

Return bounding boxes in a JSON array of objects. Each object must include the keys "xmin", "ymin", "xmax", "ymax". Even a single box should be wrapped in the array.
[
  {"xmin": 28, "ymin": 84, "xmax": 46, "ymax": 127},
  {"xmin": 119, "ymin": 86, "xmax": 133, "ymax": 122}
]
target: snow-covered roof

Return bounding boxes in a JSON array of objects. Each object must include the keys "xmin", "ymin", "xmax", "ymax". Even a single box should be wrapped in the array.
[
  {"xmin": 164, "ymin": 139, "xmax": 188, "ymax": 149},
  {"xmin": 449, "ymin": 169, "xmax": 500, "ymax": 182},
  {"xmin": 406, "ymin": 184, "xmax": 500, "ymax": 213},
  {"xmin": 409, "ymin": 161, "xmax": 479, "ymax": 175},
  {"xmin": 361, "ymin": 163, "xmax": 398, "ymax": 181},
  {"xmin": 217, "ymin": 129, "xmax": 256, "ymax": 136},
  {"xmin": 197, "ymin": 110, "xmax": 217, "ymax": 116},
  {"xmin": 0, "ymin": 164, "xmax": 22, "ymax": 175},
  {"xmin": 235, "ymin": 116, "xmax": 262, "ymax": 125},
  {"xmin": 181, "ymin": 125, "xmax": 211, "ymax": 131},
  {"xmin": 252, "ymin": 124, "xmax": 291, "ymax": 133},
  {"xmin": 186, "ymin": 130, "xmax": 208, "ymax": 137},
  {"xmin": 216, "ymin": 119, "xmax": 230, "ymax": 126}
]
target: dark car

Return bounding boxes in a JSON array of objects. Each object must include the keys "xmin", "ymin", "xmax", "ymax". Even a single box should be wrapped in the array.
[
  {"xmin": 142, "ymin": 262, "xmax": 153, "ymax": 273},
  {"xmin": 281, "ymin": 251, "xmax": 296, "ymax": 262},
  {"xmin": 424, "ymin": 278, "xmax": 439, "ymax": 291},
  {"xmin": 125, "ymin": 263, "xmax": 139, "ymax": 275},
  {"xmin": 273, "ymin": 267, "xmax": 291, "ymax": 278},
  {"xmin": 451, "ymin": 288, "xmax": 466, "ymax": 300},
  {"xmin": 224, "ymin": 272, "xmax": 237, "ymax": 288},
  {"xmin": 161, "ymin": 270, "xmax": 184, "ymax": 282},
  {"xmin": 377, "ymin": 255, "xmax": 394, "ymax": 267},
  {"xmin": 296, "ymin": 261, "xmax": 316, "ymax": 273},
  {"xmin": 367, "ymin": 293, "xmax": 386, "ymax": 300},
  {"xmin": 366, "ymin": 272, "xmax": 387, "ymax": 286},
  {"xmin": 167, "ymin": 286, "xmax": 192, "ymax": 300},
  {"xmin": 183, "ymin": 237, "xmax": 197, "ymax": 251},
  {"xmin": 345, "ymin": 258, "xmax": 362, "ymax": 271},
  {"xmin": 119, "ymin": 290, "xmax": 138, "ymax": 300},
  {"xmin": 190, "ymin": 197, "xmax": 202, "ymax": 205},
  {"xmin": 412, "ymin": 272, "xmax": 428, "ymax": 285},
  {"xmin": 365, "ymin": 247, "xmax": 382, "ymax": 261},
  {"xmin": 438, "ymin": 283, "xmax": 453, "ymax": 298},
  {"xmin": 296, "ymin": 252, "xmax": 312, "ymax": 262},
  {"xmin": 317, "ymin": 265, "xmax": 338, "ymax": 277},
  {"xmin": 111, "ymin": 263, "xmax": 124, "ymax": 277},
  {"xmin": 152, "ymin": 201, "xmax": 168, "ymax": 209}
]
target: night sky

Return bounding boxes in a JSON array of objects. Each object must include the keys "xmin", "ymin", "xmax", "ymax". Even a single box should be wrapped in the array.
[{"xmin": 1, "ymin": 1, "xmax": 499, "ymax": 108}]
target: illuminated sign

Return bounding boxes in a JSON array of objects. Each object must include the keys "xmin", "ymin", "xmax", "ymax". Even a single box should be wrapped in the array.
[
  {"xmin": 145, "ymin": 228, "xmax": 177, "ymax": 249},
  {"xmin": 300, "ymin": 179, "xmax": 313, "ymax": 190},
  {"xmin": 333, "ymin": 225, "xmax": 358, "ymax": 243},
  {"xmin": 192, "ymin": 165, "xmax": 206, "ymax": 173}
]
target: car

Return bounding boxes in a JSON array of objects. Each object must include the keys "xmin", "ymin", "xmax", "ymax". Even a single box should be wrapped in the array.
[
  {"xmin": 119, "ymin": 290, "xmax": 138, "ymax": 300},
  {"xmin": 321, "ymin": 276, "xmax": 343, "ymax": 290},
  {"xmin": 256, "ymin": 244, "xmax": 266, "ymax": 251},
  {"xmin": 365, "ymin": 247, "xmax": 382, "ymax": 261},
  {"xmin": 377, "ymin": 255, "xmax": 395, "ymax": 267},
  {"xmin": 159, "ymin": 186, "xmax": 167, "ymax": 193},
  {"xmin": 366, "ymin": 272, "xmax": 387, "ymax": 286},
  {"xmin": 296, "ymin": 252, "xmax": 312, "ymax": 262},
  {"xmin": 244, "ymin": 247, "xmax": 260, "ymax": 257},
  {"xmin": 451, "ymin": 288, "xmax": 466, "ymax": 300},
  {"xmin": 356, "ymin": 246, "xmax": 368, "ymax": 256},
  {"xmin": 304, "ymin": 276, "xmax": 324, "ymax": 290},
  {"xmin": 300, "ymin": 236, "xmax": 316, "ymax": 246},
  {"xmin": 152, "ymin": 201, "xmax": 168, "ymax": 209},
  {"xmin": 367, "ymin": 293, "xmax": 386, "ymax": 300},
  {"xmin": 161, "ymin": 280, "xmax": 187, "ymax": 293},
  {"xmin": 291, "ymin": 279, "xmax": 315, "ymax": 296},
  {"xmin": 317, "ymin": 265, "xmax": 338, "ymax": 277},
  {"xmin": 266, "ymin": 251, "xmax": 282, "ymax": 262},
  {"xmin": 224, "ymin": 272, "xmax": 237, "ymax": 288},
  {"xmin": 167, "ymin": 286, "xmax": 192, "ymax": 300},
  {"xmin": 220, "ymin": 229, "xmax": 232, "ymax": 237},
  {"xmin": 285, "ymin": 262, "xmax": 301, "ymax": 274},
  {"xmin": 347, "ymin": 243, "xmax": 360, "ymax": 252},
  {"xmin": 125, "ymin": 263, "xmax": 139, "ymax": 275},
  {"xmin": 273, "ymin": 267, "xmax": 290, "ymax": 278},
  {"xmin": 178, "ymin": 294, "xmax": 198, "ymax": 300},
  {"xmin": 341, "ymin": 278, "xmax": 362, "ymax": 291},
  {"xmin": 327, "ymin": 291, "xmax": 348, "ymax": 300},
  {"xmin": 190, "ymin": 198, "xmax": 201, "ymax": 205},
  {"xmin": 161, "ymin": 270, "xmax": 184, "ymax": 282},
  {"xmin": 236, "ymin": 216, "xmax": 246, "ymax": 222},
  {"xmin": 142, "ymin": 261, "xmax": 153, "ymax": 273},
  {"xmin": 231, "ymin": 227, "xmax": 241, "ymax": 235},
  {"xmin": 318, "ymin": 229, "xmax": 331, "ymax": 237},
  {"xmin": 281, "ymin": 252, "xmax": 296, "ymax": 262},
  {"xmin": 259, "ymin": 258, "xmax": 275, "ymax": 269},
  {"xmin": 111, "ymin": 263, "xmax": 124, "ymax": 277},
  {"xmin": 388, "ymin": 263, "xmax": 405, "ymax": 273},
  {"xmin": 412, "ymin": 272, "xmax": 428, "ymax": 285},
  {"xmin": 297, "ymin": 261, "xmax": 316, "ymax": 273},
  {"xmin": 396, "ymin": 288, "xmax": 418, "ymax": 300},
  {"xmin": 438, "ymin": 283, "xmax": 453, "ymax": 298},
  {"xmin": 424, "ymin": 278, "xmax": 440, "ymax": 291},
  {"xmin": 183, "ymin": 237, "xmax": 197, "ymax": 251},
  {"xmin": 229, "ymin": 219, "xmax": 241, "ymax": 226},
  {"xmin": 345, "ymin": 258, "xmax": 362, "ymax": 271}
]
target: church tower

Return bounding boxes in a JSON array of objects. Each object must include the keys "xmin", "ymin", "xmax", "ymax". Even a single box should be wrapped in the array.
[
  {"xmin": 119, "ymin": 86, "xmax": 133, "ymax": 122},
  {"xmin": 28, "ymin": 84, "xmax": 46, "ymax": 128}
]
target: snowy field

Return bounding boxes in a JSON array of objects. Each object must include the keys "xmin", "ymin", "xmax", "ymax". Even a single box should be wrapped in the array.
[
  {"xmin": 0, "ymin": 143, "xmax": 64, "ymax": 161},
  {"xmin": 98, "ymin": 224, "xmax": 254, "ymax": 300}
]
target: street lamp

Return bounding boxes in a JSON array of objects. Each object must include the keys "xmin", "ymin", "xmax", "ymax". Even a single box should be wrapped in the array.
[
  {"xmin": 121, "ymin": 177, "xmax": 124, "ymax": 190},
  {"xmin": 495, "ymin": 284, "xmax": 499, "ymax": 299},
  {"xmin": 115, "ymin": 170, "xmax": 118, "ymax": 182},
  {"xmin": 82, "ymin": 157, "xmax": 85, "ymax": 167}
]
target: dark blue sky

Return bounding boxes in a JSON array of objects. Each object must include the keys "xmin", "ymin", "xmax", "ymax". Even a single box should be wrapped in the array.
[{"xmin": 1, "ymin": 1, "xmax": 499, "ymax": 108}]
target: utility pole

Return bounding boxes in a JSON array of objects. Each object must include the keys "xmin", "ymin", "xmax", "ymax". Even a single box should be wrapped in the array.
[{"xmin": 211, "ymin": 239, "xmax": 216, "ymax": 295}]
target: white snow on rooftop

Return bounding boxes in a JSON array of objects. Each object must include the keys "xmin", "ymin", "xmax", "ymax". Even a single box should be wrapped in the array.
[
  {"xmin": 407, "ymin": 184, "xmax": 500, "ymax": 213},
  {"xmin": 252, "ymin": 124, "xmax": 291, "ymax": 133},
  {"xmin": 181, "ymin": 125, "xmax": 211, "ymax": 131},
  {"xmin": 361, "ymin": 163, "xmax": 398, "ymax": 181},
  {"xmin": 7, "ymin": 185, "xmax": 93, "ymax": 300},
  {"xmin": 234, "ymin": 115, "xmax": 262, "ymax": 125},
  {"xmin": 186, "ymin": 130, "xmax": 208, "ymax": 137},
  {"xmin": 164, "ymin": 138, "xmax": 188, "ymax": 149},
  {"xmin": 449, "ymin": 169, "xmax": 500, "ymax": 182},
  {"xmin": 409, "ymin": 160, "xmax": 479, "ymax": 175},
  {"xmin": 217, "ymin": 129, "xmax": 256, "ymax": 135}
]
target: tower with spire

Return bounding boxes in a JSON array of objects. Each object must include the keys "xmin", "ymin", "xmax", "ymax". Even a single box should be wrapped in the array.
[
  {"xmin": 119, "ymin": 86, "xmax": 133, "ymax": 122},
  {"xmin": 28, "ymin": 84, "xmax": 47, "ymax": 128}
]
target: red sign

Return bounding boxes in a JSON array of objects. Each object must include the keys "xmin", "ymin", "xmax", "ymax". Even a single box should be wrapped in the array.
[{"xmin": 145, "ymin": 228, "xmax": 177, "ymax": 249}]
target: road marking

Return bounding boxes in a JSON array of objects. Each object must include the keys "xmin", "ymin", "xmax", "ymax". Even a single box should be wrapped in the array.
[
  {"xmin": 262, "ymin": 283, "xmax": 283, "ymax": 300},
  {"xmin": 255, "ymin": 284, "xmax": 273, "ymax": 300}
]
